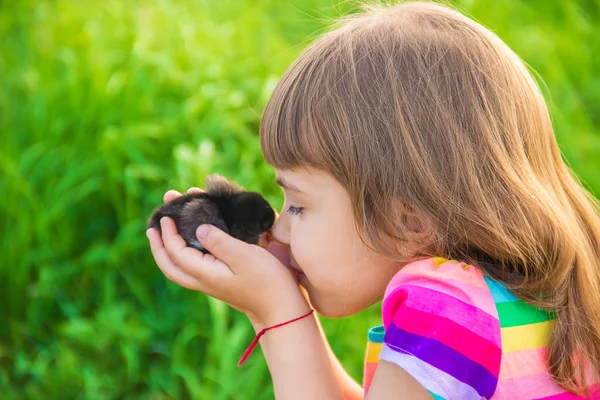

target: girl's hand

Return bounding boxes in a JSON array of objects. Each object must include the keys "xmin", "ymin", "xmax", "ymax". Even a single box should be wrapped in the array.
[{"xmin": 147, "ymin": 187, "xmax": 309, "ymax": 329}]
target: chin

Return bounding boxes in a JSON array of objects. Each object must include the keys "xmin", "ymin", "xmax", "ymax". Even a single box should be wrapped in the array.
[{"xmin": 305, "ymin": 293, "xmax": 364, "ymax": 318}]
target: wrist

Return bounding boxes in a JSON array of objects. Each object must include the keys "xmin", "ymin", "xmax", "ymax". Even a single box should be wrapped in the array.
[
  {"xmin": 248, "ymin": 292, "xmax": 312, "ymax": 333},
  {"xmin": 239, "ymin": 294, "xmax": 313, "ymax": 366}
]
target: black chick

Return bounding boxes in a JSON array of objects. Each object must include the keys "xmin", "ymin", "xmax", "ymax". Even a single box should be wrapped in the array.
[{"xmin": 147, "ymin": 175, "xmax": 276, "ymax": 254}]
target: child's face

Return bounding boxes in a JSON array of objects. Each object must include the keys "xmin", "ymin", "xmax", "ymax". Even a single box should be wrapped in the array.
[{"xmin": 271, "ymin": 168, "xmax": 400, "ymax": 318}]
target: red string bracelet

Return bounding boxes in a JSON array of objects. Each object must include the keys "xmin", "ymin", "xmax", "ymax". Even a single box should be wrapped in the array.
[{"xmin": 238, "ymin": 309, "xmax": 315, "ymax": 366}]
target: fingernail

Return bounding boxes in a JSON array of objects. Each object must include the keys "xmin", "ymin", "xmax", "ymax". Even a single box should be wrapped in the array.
[
  {"xmin": 197, "ymin": 224, "xmax": 211, "ymax": 239},
  {"xmin": 146, "ymin": 229, "xmax": 151, "ymax": 239}
]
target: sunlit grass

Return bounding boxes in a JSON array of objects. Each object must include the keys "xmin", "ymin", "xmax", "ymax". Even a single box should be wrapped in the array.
[{"xmin": 1, "ymin": 0, "xmax": 598, "ymax": 398}]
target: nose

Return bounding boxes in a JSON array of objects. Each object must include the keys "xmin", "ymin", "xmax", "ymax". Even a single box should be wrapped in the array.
[{"xmin": 271, "ymin": 208, "xmax": 290, "ymax": 245}]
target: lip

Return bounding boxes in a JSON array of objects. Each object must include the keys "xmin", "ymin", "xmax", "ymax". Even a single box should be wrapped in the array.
[
  {"xmin": 288, "ymin": 261, "xmax": 305, "ymax": 279},
  {"xmin": 292, "ymin": 269, "xmax": 306, "ymax": 283},
  {"xmin": 288, "ymin": 265, "xmax": 304, "ymax": 275},
  {"xmin": 289, "ymin": 261, "xmax": 303, "ymax": 274}
]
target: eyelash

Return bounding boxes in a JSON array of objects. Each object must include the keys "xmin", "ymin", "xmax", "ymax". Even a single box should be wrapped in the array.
[{"xmin": 286, "ymin": 205, "xmax": 303, "ymax": 215}]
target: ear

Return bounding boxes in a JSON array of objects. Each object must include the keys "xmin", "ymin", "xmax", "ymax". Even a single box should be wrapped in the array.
[{"xmin": 397, "ymin": 201, "xmax": 435, "ymax": 244}]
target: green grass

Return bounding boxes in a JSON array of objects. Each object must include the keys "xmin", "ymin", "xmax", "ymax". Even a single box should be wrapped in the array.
[{"xmin": 1, "ymin": 0, "xmax": 598, "ymax": 398}]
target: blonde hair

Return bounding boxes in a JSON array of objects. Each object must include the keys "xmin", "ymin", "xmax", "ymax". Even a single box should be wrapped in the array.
[{"xmin": 260, "ymin": 1, "xmax": 600, "ymax": 395}]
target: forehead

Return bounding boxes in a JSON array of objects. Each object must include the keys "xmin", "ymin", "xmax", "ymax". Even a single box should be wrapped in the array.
[
  {"xmin": 276, "ymin": 168, "xmax": 320, "ymax": 190},
  {"xmin": 275, "ymin": 168, "xmax": 347, "ymax": 199}
]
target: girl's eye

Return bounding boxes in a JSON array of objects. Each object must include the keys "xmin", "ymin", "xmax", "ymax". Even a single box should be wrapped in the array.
[{"xmin": 286, "ymin": 205, "xmax": 303, "ymax": 215}]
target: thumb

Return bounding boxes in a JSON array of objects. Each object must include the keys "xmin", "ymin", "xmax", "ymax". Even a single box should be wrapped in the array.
[{"xmin": 196, "ymin": 224, "xmax": 250, "ymax": 265}]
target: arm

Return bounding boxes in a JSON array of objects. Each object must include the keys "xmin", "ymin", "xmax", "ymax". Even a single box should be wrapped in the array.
[
  {"xmin": 251, "ymin": 305, "xmax": 363, "ymax": 400},
  {"xmin": 249, "ymin": 296, "xmax": 345, "ymax": 400},
  {"xmin": 314, "ymin": 314, "xmax": 364, "ymax": 400},
  {"xmin": 253, "ymin": 306, "xmax": 432, "ymax": 400}
]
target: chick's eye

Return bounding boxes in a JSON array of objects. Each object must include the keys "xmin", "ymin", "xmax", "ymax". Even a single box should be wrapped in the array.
[{"xmin": 286, "ymin": 205, "xmax": 303, "ymax": 215}]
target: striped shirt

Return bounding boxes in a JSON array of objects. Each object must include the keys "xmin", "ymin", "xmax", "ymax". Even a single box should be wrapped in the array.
[{"xmin": 363, "ymin": 257, "xmax": 599, "ymax": 399}]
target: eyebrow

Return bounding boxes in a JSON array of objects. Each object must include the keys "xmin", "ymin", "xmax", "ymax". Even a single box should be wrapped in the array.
[{"xmin": 275, "ymin": 177, "xmax": 307, "ymax": 195}]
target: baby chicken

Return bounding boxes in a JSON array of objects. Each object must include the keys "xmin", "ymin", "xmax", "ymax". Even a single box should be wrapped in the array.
[{"xmin": 147, "ymin": 175, "xmax": 276, "ymax": 254}]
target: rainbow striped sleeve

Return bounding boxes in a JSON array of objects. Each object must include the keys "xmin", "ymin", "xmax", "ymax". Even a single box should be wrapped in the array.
[{"xmin": 376, "ymin": 257, "xmax": 502, "ymax": 399}]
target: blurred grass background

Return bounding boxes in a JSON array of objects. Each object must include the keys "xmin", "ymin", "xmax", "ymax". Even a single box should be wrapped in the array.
[{"xmin": 0, "ymin": 0, "xmax": 598, "ymax": 398}]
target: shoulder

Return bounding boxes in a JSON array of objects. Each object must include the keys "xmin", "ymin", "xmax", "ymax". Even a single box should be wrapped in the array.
[
  {"xmin": 379, "ymin": 257, "xmax": 502, "ymax": 399},
  {"xmin": 382, "ymin": 257, "xmax": 499, "ymax": 329}
]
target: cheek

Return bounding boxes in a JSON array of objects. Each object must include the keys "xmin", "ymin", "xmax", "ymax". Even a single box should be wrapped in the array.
[
  {"xmin": 289, "ymin": 222, "xmax": 326, "ymax": 275},
  {"xmin": 290, "ymin": 220, "xmax": 356, "ymax": 286},
  {"xmin": 291, "ymin": 223, "xmax": 393, "ymax": 311}
]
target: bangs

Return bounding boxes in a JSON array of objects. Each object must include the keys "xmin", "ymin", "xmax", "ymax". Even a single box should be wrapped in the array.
[{"xmin": 259, "ymin": 39, "xmax": 350, "ymax": 174}]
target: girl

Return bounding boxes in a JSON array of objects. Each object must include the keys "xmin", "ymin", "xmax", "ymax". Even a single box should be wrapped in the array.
[{"xmin": 146, "ymin": 1, "xmax": 600, "ymax": 399}]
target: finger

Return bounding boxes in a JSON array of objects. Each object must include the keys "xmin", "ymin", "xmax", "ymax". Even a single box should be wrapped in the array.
[
  {"xmin": 160, "ymin": 217, "xmax": 233, "ymax": 280},
  {"xmin": 195, "ymin": 224, "xmax": 255, "ymax": 269},
  {"xmin": 164, "ymin": 190, "xmax": 182, "ymax": 203},
  {"xmin": 159, "ymin": 217, "xmax": 189, "ymax": 256},
  {"xmin": 164, "ymin": 187, "xmax": 205, "ymax": 204},
  {"xmin": 146, "ymin": 228, "xmax": 205, "ymax": 291}
]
